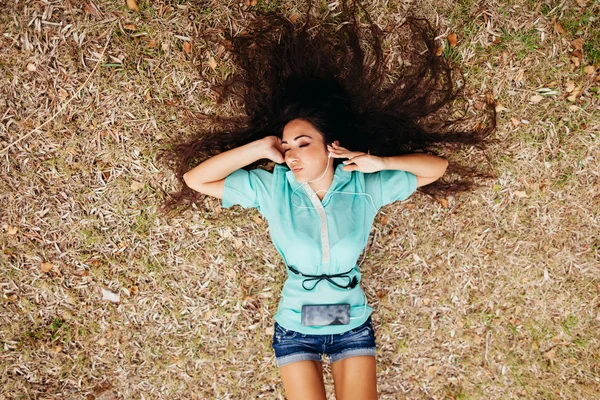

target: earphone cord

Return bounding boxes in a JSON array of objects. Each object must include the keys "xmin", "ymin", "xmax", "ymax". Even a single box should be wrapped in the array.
[{"xmin": 289, "ymin": 150, "xmax": 372, "ymax": 320}]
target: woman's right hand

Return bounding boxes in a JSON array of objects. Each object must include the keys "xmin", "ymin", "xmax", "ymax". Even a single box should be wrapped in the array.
[{"xmin": 261, "ymin": 136, "xmax": 285, "ymax": 164}]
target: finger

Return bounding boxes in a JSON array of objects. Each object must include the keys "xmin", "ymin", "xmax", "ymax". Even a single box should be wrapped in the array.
[{"xmin": 342, "ymin": 164, "xmax": 359, "ymax": 172}]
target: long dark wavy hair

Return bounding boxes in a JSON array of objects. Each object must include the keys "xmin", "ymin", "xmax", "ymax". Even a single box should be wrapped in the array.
[{"xmin": 161, "ymin": 1, "xmax": 497, "ymax": 212}]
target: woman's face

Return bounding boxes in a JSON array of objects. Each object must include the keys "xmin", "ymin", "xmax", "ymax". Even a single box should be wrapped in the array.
[{"xmin": 281, "ymin": 119, "xmax": 332, "ymax": 183}]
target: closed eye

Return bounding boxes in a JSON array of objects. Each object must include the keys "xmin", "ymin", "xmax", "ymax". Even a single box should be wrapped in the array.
[{"xmin": 283, "ymin": 143, "xmax": 310, "ymax": 154}]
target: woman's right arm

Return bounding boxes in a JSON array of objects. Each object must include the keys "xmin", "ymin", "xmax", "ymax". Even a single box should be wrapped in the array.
[{"xmin": 182, "ymin": 136, "xmax": 284, "ymax": 199}]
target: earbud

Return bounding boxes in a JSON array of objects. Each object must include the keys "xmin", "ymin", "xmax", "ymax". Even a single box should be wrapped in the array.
[{"xmin": 328, "ymin": 152, "xmax": 332, "ymax": 159}]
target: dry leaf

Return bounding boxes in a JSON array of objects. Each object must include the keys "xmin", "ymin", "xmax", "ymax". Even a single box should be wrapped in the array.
[
  {"xmin": 146, "ymin": 38, "xmax": 158, "ymax": 48},
  {"xmin": 570, "ymin": 50, "xmax": 582, "ymax": 67},
  {"xmin": 26, "ymin": 63, "xmax": 36, "ymax": 72},
  {"xmin": 40, "ymin": 262, "xmax": 54, "ymax": 273},
  {"xmin": 544, "ymin": 348, "xmax": 556, "ymax": 359},
  {"xmin": 130, "ymin": 181, "xmax": 144, "ymax": 191},
  {"xmin": 85, "ymin": 3, "xmax": 102, "ymax": 17},
  {"xmin": 529, "ymin": 94, "xmax": 543, "ymax": 103},
  {"xmin": 554, "ymin": 22, "xmax": 566, "ymax": 35},
  {"xmin": 123, "ymin": 24, "xmax": 137, "ymax": 31},
  {"xmin": 253, "ymin": 215, "xmax": 263, "ymax": 225},
  {"xmin": 568, "ymin": 104, "xmax": 579, "ymax": 111},
  {"xmin": 126, "ymin": 0, "xmax": 139, "ymax": 12},
  {"xmin": 571, "ymin": 38, "xmax": 583, "ymax": 51},
  {"xmin": 447, "ymin": 33, "xmax": 458, "ymax": 48},
  {"xmin": 584, "ymin": 65, "xmax": 596, "ymax": 75},
  {"xmin": 514, "ymin": 190, "xmax": 528, "ymax": 198},
  {"xmin": 130, "ymin": 285, "xmax": 139, "ymax": 295},
  {"xmin": 426, "ymin": 366, "xmax": 437, "ymax": 377},
  {"xmin": 576, "ymin": 0, "xmax": 587, "ymax": 7},
  {"xmin": 514, "ymin": 69, "xmax": 525, "ymax": 83},
  {"xmin": 289, "ymin": 14, "xmax": 299, "ymax": 24},
  {"xmin": 52, "ymin": 345, "xmax": 63, "ymax": 354},
  {"xmin": 435, "ymin": 46, "xmax": 443, "ymax": 56},
  {"xmin": 145, "ymin": 91, "xmax": 151, "ymax": 102},
  {"xmin": 183, "ymin": 41, "xmax": 192, "ymax": 53},
  {"xmin": 439, "ymin": 198, "xmax": 449, "ymax": 208},
  {"xmin": 7, "ymin": 294, "xmax": 17, "ymax": 303},
  {"xmin": 250, "ymin": 0, "xmax": 258, "ymax": 5},
  {"xmin": 207, "ymin": 55, "xmax": 217, "ymax": 71},
  {"xmin": 101, "ymin": 288, "xmax": 120, "ymax": 303},
  {"xmin": 495, "ymin": 103, "xmax": 508, "ymax": 112},
  {"xmin": 565, "ymin": 80, "xmax": 575, "ymax": 93},
  {"xmin": 380, "ymin": 215, "xmax": 389, "ymax": 224},
  {"xmin": 511, "ymin": 117, "xmax": 521, "ymax": 127},
  {"xmin": 97, "ymin": 338, "xmax": 107, "ymax": 346},
  {"xmin": 7, "ymin": 225, "xmax": 18, "ymax": 235}
]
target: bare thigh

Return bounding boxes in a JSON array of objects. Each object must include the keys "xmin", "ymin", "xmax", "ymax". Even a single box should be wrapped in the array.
[
  {"xmin": 331, "ymin": 355, "xmax": 377, "ymax": 400},
  {"xmin": 279, "ymin": 360, "xmax": 326, "ymax": 400}
]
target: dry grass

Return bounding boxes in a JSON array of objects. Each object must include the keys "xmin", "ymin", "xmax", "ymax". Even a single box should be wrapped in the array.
[{"xmin": 1, "ymin": 0, "xmax": 599, "ymax": 399}]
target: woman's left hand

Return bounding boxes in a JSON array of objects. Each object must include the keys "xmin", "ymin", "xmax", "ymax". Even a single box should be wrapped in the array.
[{"xmin": 327, "ymin": 142, "xmax": 385, "ymax": 173}]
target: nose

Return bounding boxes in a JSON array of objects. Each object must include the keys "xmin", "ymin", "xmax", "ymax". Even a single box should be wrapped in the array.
[{"xmin": 286, "ymin": 149, "xmax": 299, "ymax": 164}]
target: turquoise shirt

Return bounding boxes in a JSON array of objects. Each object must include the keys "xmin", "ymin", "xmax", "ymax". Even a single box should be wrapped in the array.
[{"xmin": 222, "ymin": 163, "xmax": 417, "ymax": 334}]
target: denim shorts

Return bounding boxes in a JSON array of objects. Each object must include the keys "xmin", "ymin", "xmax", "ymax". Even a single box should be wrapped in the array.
[{"xmin": 272, "ymin": 316, "xmax": 377, "ymax": 367}]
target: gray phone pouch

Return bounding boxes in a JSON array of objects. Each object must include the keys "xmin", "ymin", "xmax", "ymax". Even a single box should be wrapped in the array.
[{"xmin": 301, "ymin": 304, "xmax": 350, "ymax": 326}]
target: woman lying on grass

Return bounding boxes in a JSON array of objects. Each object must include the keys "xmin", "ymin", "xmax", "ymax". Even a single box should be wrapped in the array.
[{"xmin": 163, "ymin": 1, "xmax": 495, "ymax": 398}]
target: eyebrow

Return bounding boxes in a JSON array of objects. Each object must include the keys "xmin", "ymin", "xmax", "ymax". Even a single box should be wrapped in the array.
[{"xmin": 281, "ymin": 135, "xmax": 312, "ymax": 145}]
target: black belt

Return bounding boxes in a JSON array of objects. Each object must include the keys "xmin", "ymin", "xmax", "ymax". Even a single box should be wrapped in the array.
[{"xmin": 287, "ymin": 265, "xmax": 359, "ymax": 291}]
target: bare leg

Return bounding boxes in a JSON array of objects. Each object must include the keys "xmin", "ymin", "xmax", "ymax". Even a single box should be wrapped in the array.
[
  {"xmin": 279, "ymin": 360, "xmax": 326, "ymax": 400},
  {"xmin": 331, "ymin": 355, "xmax": 377, "ymax": 400}
]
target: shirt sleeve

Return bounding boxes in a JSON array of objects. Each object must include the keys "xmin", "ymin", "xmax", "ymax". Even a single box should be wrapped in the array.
[
  {"xmin": 364, "ymin": 169, "xmax": 418, "ymax": 209},
  {"xmin": 222, "ymin": 168, "xmax": 273, "ymax": 212}
]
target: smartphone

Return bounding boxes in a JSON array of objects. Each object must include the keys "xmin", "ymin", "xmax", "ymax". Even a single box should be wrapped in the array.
[{"xmin": 301, "ymin": 304, "xmax": 350, "ymax": 326}]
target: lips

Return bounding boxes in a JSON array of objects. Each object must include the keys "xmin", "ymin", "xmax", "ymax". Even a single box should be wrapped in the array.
[{"xmin": 291, "ymin": 167, "xmax": 302, "ymax": 173}]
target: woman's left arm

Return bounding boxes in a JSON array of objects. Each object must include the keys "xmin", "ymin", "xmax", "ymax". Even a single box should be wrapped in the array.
[
  {"xmin": 380, "ymin": 154, "xmax": 449, "ymax": 188},
  {"xmin": 328, "ymin": 143, "xmax": 448, "ymax": 188}
]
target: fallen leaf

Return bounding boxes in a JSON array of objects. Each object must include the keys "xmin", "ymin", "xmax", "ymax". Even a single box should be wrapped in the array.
[
  {"xmin": 571, "ymin": 38, "xmax": 583, "ymax": 51},
  {"xmin": 565, "ymin": 80, "xmax": 575, "ymax": 93},
  {"xmin": 97, "ymin": 338, "xmax": 107, "ymax": 346},
  {"xmin": 435, "ymin": 46, "xmax": 443, "ymax": 56},
  {"xmin": 40, "ymin": 262, "xmax": 54, "ymax": 273},
  {"xmin": 380, "ymin": 215, "xmax": 389, "ymax": 224},
  {"xmin": 85, "ymin": 3, "xmax": 102, "ymax": 17},
  {"xmin": 447, "ymin": 33, "xmax": 458, "ymax": 48},
  {"xmin": 146, "ymin": 38, "xmax": 158, "ymax": 48},
  {"xmin": 568, "ymin": 105, "xmax": 579, "ymax": 112},
  {"xmin": 130, "ymin": 285, "xmax": 138, "ymax": 295},
  {"xmin": 567, "ymin": 95, "xmax": 577, "ymax": 102},
  {"xmin": 544, "ymin": 348, "xmax": 557, "ymax": 359},
  {"xmin": 250, "ymin": 0, "xmax": 258, "ymax": 5},
  {"xmin": 253, "ymin": 215, "xmax": 263, "ymax": 225},
  {"xmin": 570, "ymin": 50, "xmax": 582, "ymax": 67},
  {"xmin": 584, "ymin": 65, "xmax": 596, "ymax": 75},
  {"xmin": 426, "ymin": 365, "xmax": 437, "ymax": 377},
  {"xmin": 130, "ymin": 181, "xmax": 144, "ymax": 191},
  {"xmin": 529, "ymin": 94, "xmax": 543, "ymax": 103},
  {"xmin": 511, "ymin": 117, "xmax": 521, "ymax": 127},
  {"xmin": 26, "ymin": 63, "xmax": 36, "ymax": 72},
  {"xmin": 514, "ymin": 69, "xmax": 525, "ymax": 83},
  {"xmin": 576, "ymin": 0, "xmax": 587, "ymax": 7},
  {"xmin": 7, "ymin": 294, "xmax": 17, "ymax": 303},
  {"xmin": 101, "ymin": 288, "xmax": 120, "ymax": 303},
  {"xmin": 514, "ymin": 190, "xmax": 528, "ymax": 198},
  {"xmin": 145, "ymin": 90, "xmax": 151, "ymax": 102},
  {"xmin": 376, "ymin": 290, "xmax": 386, "ymax": 299},
  {"xmin": 183, "ymin": 41, "xmax": 192, "ymax": 53},
  {"xmin": 126, "ymin": 0, "xmax": 139, "ymax": 12},
  {"xmin": 58, "ymin": 88, "xmax": 69, "ymax": 101},
  {"xmin": 289, "ymin": 14, "xmax": 299, "ymax": 24},
  {"xmin": 123, "ymin": 23, "xmax": 137, "ymax": 31},
  {"xmin": 7, "ymin": 226, "xmax": 18, "ymax": 235},
  {"xmin": 554, "ymin": 22, "xmax": 566, "ymax": 35},
  {"xmin": 439, "ymin": 198, "xmax": 449, "ymax": 208},
  {"xmin": 207, "ymin": 55, "xmax": 217, "ymax": 70},
  {"xmin": 52, "ymin": 345, "xmax": 63, "ymax": 354},
  {"xmin": 495, "ymin": 103, "xmax": 508, "ymax": 112}
]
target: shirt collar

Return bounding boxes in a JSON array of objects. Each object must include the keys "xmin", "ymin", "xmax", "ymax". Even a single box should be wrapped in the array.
[{"xmin": 281, "ymin": 163, "xmax": 352, "ymax": 192}]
